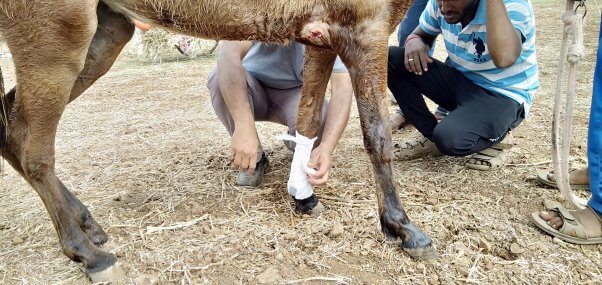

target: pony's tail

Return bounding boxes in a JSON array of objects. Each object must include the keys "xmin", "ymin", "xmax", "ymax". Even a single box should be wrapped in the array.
[
  {"xmin": 0, "ymin": 65, "xmax": 12, "ymax": 151},
  {"xmin": 0, "ymin": 65, "xmax": 6, "ymax": 149},
  {"xmin": 0, "ymin": 63, "xmax": 17, "ymax": 174},
  {"xmin": 0, "ymin": 65, "xmax": 6, "ymax": 173}
]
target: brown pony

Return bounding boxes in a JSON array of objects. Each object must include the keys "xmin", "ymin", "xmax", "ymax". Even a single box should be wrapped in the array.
[{"xmin": 0, "ymin": 0, "xmax": 435, "ymax": 282}]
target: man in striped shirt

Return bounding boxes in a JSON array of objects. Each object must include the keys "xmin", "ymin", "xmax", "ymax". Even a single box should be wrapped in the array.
[{"xmin": 388, "ymin": 0, "xmax": 538, "ymax": 170}]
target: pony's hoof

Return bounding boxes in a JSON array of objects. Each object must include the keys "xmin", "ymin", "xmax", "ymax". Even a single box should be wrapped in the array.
[
  {"xmin": 88, "ymin": 262, "xmax": 125, "ymax": 283},
  {"xmin": 403, "ymin": 245, "xmax": 438, "ymax": 261},
  {"xmin": 294, "ymin": 194, "xmax": 324, "ymax": 216},
  {"xmin": 306, "ymin": 201, "xmax": 324, "ymax": 216}
]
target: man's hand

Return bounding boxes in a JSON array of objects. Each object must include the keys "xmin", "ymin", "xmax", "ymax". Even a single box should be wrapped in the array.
[
  {"xmin": 230, "ymin": 128, "xmax": 259, "ymax": 174},
  {"xmin": 404, "ymin": 35, "xmax": 433, "ymax": 75},
  {"xmin": 307, "ymin": 145, "xmax": 332, "ymax": 186}
]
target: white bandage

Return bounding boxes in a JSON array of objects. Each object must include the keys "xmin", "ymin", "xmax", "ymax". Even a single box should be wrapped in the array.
[{"xmin": 278, "ymin": 131, "xmax": 317, "ymax": 200}]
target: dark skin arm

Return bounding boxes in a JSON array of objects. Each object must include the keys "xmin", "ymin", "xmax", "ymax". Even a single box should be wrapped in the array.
[
  {"xmin": 404, "ymin": 27, "xmax": 437, "ymax": 75},
  {"xmin": 406, "ymin": 0, "xmax": 523, "ymax": 72},
  {"xmin": 486, "ymin": 0, "xmax": 522, "ymax": 68}
]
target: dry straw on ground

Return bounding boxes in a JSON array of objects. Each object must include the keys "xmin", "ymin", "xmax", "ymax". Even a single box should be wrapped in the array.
[
  {"xmin": 124, "ymin": 28, "xmax": 219, "ymax": 63},
  {"xmin": 0, "ymin": 2, "xmax": 601, "ymax": 284}
]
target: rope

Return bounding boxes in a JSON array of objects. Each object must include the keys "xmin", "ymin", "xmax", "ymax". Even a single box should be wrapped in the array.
[
  {"xmin": 552, "ymin": 0, "xmax": 589, "ymax": 209},
  {"xmin": 567, "ymin": 13, "xmax": 586, "ymax": 63}
]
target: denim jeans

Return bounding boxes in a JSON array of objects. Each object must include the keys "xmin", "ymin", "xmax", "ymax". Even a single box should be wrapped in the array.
[{"xmin": 588, "ymin": 19, "xmax": 602, "ymax": 216}]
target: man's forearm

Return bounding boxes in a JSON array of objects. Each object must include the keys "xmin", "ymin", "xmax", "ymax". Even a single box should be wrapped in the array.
[
  {"xmin": 410, "ymin": 27, "xmax": 437, "ymax": 48},
  {"xmin": 487, "ymin": 0, "xmax": 521, "ymax": 68},
  {"xmin": 320, "ymin": 73, "xmax": 353, "ymax": 153},
  {"xmin": 217, "ymin": 58, "xmax": 256, "ymax": 130}
]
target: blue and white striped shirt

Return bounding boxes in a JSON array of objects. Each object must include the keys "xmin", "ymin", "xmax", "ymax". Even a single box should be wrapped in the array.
[{"xmin": 419, "ymin": 0, "xmax": 539, "ymax": 114}]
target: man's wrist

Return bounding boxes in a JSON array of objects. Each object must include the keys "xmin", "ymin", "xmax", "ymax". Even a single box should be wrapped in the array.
[
  {"xmin": 318, "ymin": 140, "xmax": 337, "ymax": 154},
  {"xmin": 233, "ymin": 117, "xmax": 256, "ymax": 132},
  {"xmin": 404, "ymin": 34, "xmax": 423, "ymax": 45}
]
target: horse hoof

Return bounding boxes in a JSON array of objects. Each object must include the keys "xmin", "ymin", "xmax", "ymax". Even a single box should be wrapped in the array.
[
  {"xmin": 403, "ymin": 245, "xmax": 438, "ymax": 261},
  {"xmin": 305, "ymin": 201, "xmax": 324, "ymax": 216},
  {"xmin": 88, "ymin": 262, "xmax": 125, "ymax": 283},
  {"xmin": 294, "ymin": 194, "xmax": 324, "ymax": 216}
]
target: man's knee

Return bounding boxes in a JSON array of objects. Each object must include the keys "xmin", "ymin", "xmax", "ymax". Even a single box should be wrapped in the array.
[
  {"xmin": 388, "ymin": 46, "xmax": 413, "ymax": 78},
  {"xmin": 388, "ymin": 46, "xmax": 406, "ymax": 63},
  {"xmin": 206, "ymin": 68, "xmax": 235, "ymax": 132},
  {"xmin": 206, "ymin": 68, "xmax": 220, "ymax": 95},
  {"xmin": 432, "ymin": 126, "xmax": 478, "ymax": 157}
]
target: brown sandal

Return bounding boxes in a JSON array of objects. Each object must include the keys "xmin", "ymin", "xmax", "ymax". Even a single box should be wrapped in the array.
[
  {"xmin": 393, "ymin": 133, "xmax": 442, "ymax": 161},
  {"xmin": 465, "ymin": 136, "xmax": 513, "ymax": 171},
  {"xmin": 531, "ymin": 206, "xmax": 602, "ymax": 245},
  {"xmin": 537, "ymin": 168, "xmax": 590, "ymax": 190}
]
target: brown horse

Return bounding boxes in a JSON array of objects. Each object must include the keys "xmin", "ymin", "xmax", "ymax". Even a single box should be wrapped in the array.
[{"xmin": 0, "ymin": 0, "xmax": 435, "ymax": 282}]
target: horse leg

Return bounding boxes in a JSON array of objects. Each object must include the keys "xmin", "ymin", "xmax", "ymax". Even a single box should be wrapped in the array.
[
  {"xmin": 2, "ymin": 1, "xmax": 134, "ymax": 247},
  {"xmin": 0, "ymin": 2, "xmax": 125, "ymax": 282},
  {"xmin": 69, "ymin": 2, "xmax": 135, "ymax": 102},
  {"xmin": 67, "ymin": 2, "xmax": 135, "ymax": 245},
  {"xmin": 341, "ymin": 28, "xmax": 437, "ymax": 260},
  {"xmin": 293, "ymin": 45, "xmax": 336, "ymax": 214}
]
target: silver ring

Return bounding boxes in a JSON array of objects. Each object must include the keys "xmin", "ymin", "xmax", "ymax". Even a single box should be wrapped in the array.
[{"xmin": 408, "ymin": 58, "xmax": 414, "ymax": 62}]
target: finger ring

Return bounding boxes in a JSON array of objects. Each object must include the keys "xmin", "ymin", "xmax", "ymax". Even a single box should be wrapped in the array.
[{"xmin": 408, "ymin": 58, "xmax": 414, "ymax": 62}]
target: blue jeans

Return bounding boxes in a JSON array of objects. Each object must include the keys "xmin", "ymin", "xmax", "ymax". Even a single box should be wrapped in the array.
[{"xmin": 588, "ymin": 19, "xmax": 602, "ymax": 216}]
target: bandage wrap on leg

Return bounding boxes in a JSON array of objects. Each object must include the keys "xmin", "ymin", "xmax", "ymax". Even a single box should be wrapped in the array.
[{"xmin": 278, "ymin": 131, "xmax": 317, "ymax": 200}]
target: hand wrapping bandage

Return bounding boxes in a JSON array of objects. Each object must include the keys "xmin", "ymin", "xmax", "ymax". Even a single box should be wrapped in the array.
[{"xmin": 278, "ymin": 131, "xmax": 317, "ymax": 200}]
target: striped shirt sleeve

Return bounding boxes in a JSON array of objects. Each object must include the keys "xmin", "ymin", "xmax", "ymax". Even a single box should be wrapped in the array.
[
  {"xmin": 419, "ymin": 0, "xmax": 441, "ymax": 36},
  {"xmin": 505, "ymin": 0, "xmax": 535, "ymax": 43}
]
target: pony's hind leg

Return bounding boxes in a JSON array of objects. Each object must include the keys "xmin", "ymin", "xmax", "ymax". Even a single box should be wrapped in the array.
[
  {"xmin": 66, "ymin": 2, "xmax": 135, "ymax": 245},
  {"xmin": 0, "ymin": 1, "xmax": 125, "ymax": 282},
  {"xmin": 342, "ymin": 27, "xmax": 437, "ymax": 260}
]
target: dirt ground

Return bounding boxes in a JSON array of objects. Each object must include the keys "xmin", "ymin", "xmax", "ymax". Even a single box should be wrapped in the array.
[{"xmin": 1, "ymin": 2, "xmax": 601, "ymax": 285}]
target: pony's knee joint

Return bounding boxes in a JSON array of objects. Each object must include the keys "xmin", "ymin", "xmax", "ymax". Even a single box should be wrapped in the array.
[{"xmin": 21, "ymin": 157, "xmax": 52, "ymax": 182}]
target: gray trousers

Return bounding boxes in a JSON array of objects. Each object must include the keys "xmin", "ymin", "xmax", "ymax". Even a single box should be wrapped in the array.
[{"xmin": 207, "ymin": 67, "xmax": 327, "ymax": 154}]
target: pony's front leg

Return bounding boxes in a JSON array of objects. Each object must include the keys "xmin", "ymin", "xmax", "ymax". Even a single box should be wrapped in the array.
[{"xmin": 288, "ymin": 46, "xmax": 336, "ymax": 215}]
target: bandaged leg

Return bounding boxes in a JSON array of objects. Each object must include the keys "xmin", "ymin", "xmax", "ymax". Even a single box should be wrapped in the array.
[
  {"xmin": 279, "ymin": 131, "xmax": 316, "ymax": 199},
  {"xmin": 278, "ymin": 131, "xmax": 324, "ymax": 215}
]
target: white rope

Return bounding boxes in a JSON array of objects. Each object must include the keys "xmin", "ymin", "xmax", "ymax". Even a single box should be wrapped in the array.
[{"xmin": 552, "ymin": 0, "xmax": 589, "ymax": 209}]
